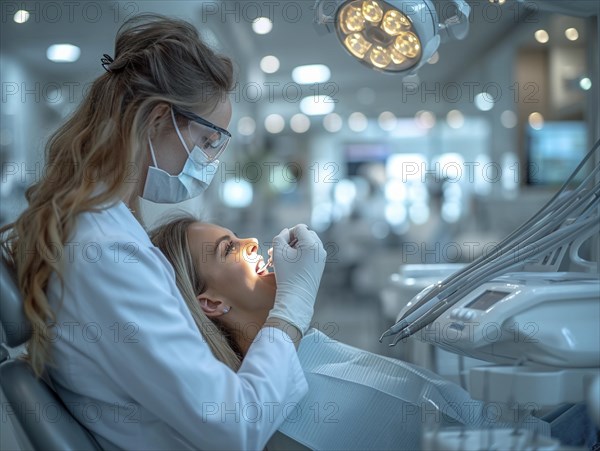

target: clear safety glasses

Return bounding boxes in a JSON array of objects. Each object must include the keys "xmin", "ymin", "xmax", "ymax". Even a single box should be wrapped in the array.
[{"xmin": 173, "ymin": 106, "xmax": 232, "ymax": 162}]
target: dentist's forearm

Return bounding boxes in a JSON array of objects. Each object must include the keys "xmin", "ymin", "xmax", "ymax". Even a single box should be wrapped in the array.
[{"xmin": 263, "ymin": 318, "xmax": 302, "ymax": 349}]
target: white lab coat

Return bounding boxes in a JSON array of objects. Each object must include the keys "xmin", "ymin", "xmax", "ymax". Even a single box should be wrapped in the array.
[{"xmin": 45, "ymin": 199, "xmax": 308, "ymax": 450}]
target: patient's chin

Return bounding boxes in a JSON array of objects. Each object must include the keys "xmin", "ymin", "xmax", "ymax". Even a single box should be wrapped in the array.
[{"xmin": 259, "ymin": 273, "xmax": 277, "ymax": 305}]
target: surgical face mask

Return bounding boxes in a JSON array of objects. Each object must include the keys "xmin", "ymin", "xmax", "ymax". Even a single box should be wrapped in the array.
[{"xmin": 142, "ymin": 109, "xmax": 220, "ymax": 204}]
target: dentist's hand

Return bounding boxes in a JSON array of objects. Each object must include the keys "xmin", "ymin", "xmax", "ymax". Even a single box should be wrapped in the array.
[{"xmin": 266, "ymin": 224, "xmax": 327, "ymax": 337}]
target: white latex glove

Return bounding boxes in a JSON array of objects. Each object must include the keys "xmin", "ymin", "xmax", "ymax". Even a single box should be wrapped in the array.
[{"xmin": 267, "ymin": 224, "xmax": 327, "ymax": 336}]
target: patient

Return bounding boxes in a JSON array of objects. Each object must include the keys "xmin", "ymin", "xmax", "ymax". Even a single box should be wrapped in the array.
[{"xmin": 150, "ymin": 216, "xmax": 550, "ymax": 450}]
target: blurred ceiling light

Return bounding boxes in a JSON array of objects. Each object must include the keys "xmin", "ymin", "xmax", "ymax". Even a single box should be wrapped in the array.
[
  {"xmin": 260, "ymin": 55, "xmax": 280, "ymax": 74},
  {"xmin": 415, "ymin": 110, "xmax": 435, "ymax": 129},
  {"xmin": 348, "ymin": 112, "xmax": 368, "ymax": 132},
  {"xmin": 314, "ymin": 0, "xmax": 470, "ymax": 75},
  {"xmin": 237, "ymin": 117, "xmax": 256, "ymax": 136},
  {"xmin": 378, "ymin": 111, "xmax": 397, "ymax": 131},
  {"xmin": 300, "ymin": 95, "xmax": 335, "ymax": 115},
  {"xmin": 290, "ymin": 113, "xmax": 311, "ymax": 133},
  {"xmin": 252, "ymin": 17, "xmax": 272, "ymax": 35},
  {"xmin": 14, "ymin": 10, "xmax": 29, "ymax": 23},
  {"xmin": 311, "ymin": 202, "xmax": 333, "ymax": 232},
  {"xmin": 265, "ymin": 114, "xmax": 285, "ymax": 134},
  {"xmin": 428, "ymin": 51, "xmax": 439, "ymax": 64},
  {"xmin": 222, "ymin": 179, "xmax": 253, "ymax": 208},
  {"xmin": 435, "ymin": 152, "xmax": 464, "ymax": 180},
  {"xmin": 443, "ymin": 182, "xmax": 462, "ymax": 200},
  {"xmin": 385, "ymin": 203, "xmax": 408, "ymax": 226},
  {"xmin": 409, "ymin": 202, "xmax": 430, "ymax": 224},
  {"xmin": 386, "ymin": 153, "xmax": 427, "ymax": 179},
  {"xmin": 441, "ymin": 202, "xmax": 461, "ymax": 223},
  {"xmin": 334, "ymin": 179, "xmax": 358, "ymax": 205},
  {"xmin": 384, "ymin": 179, "xmax": 407, "ymax": 202},
  {"xmin": 446, "ymin": 109, "xmax": 464, "ymax": 129},
  {"xmin": 565, "ymin": 27, "xmax": 579, "ymax": 41},
  {"xmin": 408, "ymin": 183, "xmax": 428, "ymax": 201},
  {"xmin": 500, "ymin": 110, "xmax": 518, "ymax": 128},
  {"xmin": 323, "ymin": 113, "xmax": 343, "ymax": 132},
  {"xmin": 46, "ymin": 44, "xmax": 81, "ymax": 63},
  {"xmin": 474, "ymin": 92, "xmax": 494, "ymax": 111},
  {"xmin": 488, "ymin": 0, "xmax": 506, "ymax": 4},
  {"xmin": 292, "ymin": 64, "xmax": 331, "ymax": 84},
  {"xmin": 528, "ymin": 112, "xmax": 544, "ymax": 130},
  {"xmin": 534, "ymin": 29, "xmax": 549, "ymax": 43},
  {"xmin": 580, "ymin": 77, "xmax": 592, "ymax": 91}
]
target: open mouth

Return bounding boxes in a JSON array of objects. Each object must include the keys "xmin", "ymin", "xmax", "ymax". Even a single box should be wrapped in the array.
[{"xmin": 255, "ymin": 257, "xmax": 270, "ymax": 276}]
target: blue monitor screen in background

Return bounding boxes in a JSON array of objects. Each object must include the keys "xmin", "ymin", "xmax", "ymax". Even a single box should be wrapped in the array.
[{"xmin": 526, "ymin": 121, "xmax": 588, "ymax": 186}]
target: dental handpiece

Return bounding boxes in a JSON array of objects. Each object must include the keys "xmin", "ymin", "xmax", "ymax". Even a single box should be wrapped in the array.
[{"xmin": 387, "ymin": 214, "xmax": 599, "ymax": 345}]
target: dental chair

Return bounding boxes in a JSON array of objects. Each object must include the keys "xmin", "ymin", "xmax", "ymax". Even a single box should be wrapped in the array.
[{"xmin": 0, "ymin": 257, "xmax": 103, "ymax": 450}]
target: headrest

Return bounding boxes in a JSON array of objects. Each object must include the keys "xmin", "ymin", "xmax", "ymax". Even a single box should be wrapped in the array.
[{"xmin": 0, "ymin": 257, "xmax": 32, "ymax": 347}]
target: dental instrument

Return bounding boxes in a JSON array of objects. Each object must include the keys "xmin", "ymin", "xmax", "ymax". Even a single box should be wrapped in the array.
[
  {"xmin": 389, "ymin": 210, "xmax": 600, "ymax": 345},
  {"xmin": 380, "ymin": 138, "xmax": 600, "ymax": 344},
  {"xmin": 384, "ymin": 142, "xmax": 599, "ymax": 334}
]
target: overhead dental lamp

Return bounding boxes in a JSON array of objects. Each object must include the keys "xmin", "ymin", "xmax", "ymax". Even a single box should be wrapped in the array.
[{"xmin": 314, "ymin": 0, "xmax": 471, "ymax": 75}]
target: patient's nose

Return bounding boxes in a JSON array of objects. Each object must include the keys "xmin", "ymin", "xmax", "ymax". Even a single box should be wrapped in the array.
[{"xmin": 241, "ymin": 238, "xmax": 259, "ymax": 257}]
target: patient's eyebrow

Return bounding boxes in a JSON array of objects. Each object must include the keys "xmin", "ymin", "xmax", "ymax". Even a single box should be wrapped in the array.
[{"xmin": 213, "ymin": 234, "xmax": 230, "ymax": 258}]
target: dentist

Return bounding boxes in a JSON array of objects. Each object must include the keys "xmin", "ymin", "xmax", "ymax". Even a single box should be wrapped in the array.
[{"xmin": 0, "ymin": 14, "xmax": 325, "ymax": 450}]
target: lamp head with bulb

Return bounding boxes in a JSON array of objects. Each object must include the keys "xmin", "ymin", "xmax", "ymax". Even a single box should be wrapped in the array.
[{"xmin": 315, "ymin": 0, "xmax": 470, "ymax": 75}]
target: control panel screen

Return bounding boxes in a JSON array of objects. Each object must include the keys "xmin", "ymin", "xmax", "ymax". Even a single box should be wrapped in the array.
[{"xmin": 466, "ymin": 290, "xmax": 510, "ymax": 310}]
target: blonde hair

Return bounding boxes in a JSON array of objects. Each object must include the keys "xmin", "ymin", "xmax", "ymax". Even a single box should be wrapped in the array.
[
  {"xmin": 0, "ymin": 14, "xmax": 234, "ymax": 378},
  {"xmin": 149, "ymin": 217, "xmax": 242, "ymax": 371}
]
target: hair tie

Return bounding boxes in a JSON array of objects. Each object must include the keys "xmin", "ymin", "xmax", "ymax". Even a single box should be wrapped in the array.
[{"xmin": 101, "ymin": 54, "xmax": 114, "ymax": 72}]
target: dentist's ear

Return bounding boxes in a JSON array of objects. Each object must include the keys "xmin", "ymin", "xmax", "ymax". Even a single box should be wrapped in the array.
[
  {"xmin": 197, "ymin": 295, "xmax": 231, "ymax": 317},
  {"xmin": 148, "ymin": 103, "xmax": 171, "ymax": 138}
]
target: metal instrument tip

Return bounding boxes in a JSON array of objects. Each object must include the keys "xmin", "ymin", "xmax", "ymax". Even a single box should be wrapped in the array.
[
  {"xmin": 389, "ymin": 330, "xmax": 410, "ymax": 346},
  {"xmin": 379, "ymin": 330, "xmax": 391, "ymax": 342}
]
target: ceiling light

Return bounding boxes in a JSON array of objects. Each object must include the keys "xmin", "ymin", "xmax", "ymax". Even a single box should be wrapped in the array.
[
  {"xmin": 222, "ymin": 179, "xmax": 253, "ymax": 208},
  {"xmin": 488, "ymin": 0, "xmax": 506, "ymax": 4},
  {"xmin": 378, "ymin": 111, "xmax": 397, "ymax": 131},
  {"xmin": 260, "ymin": 55, "xmax": 280, "ymax": 74},
  {"xmin": 475, "ymin": 92, "xmax": 494, "ymax": 111},
  {"xmin": 265, "ymin": 114, "xmax": 285, "ymax": 134},
  {"xmin": 579, "ymin": 77, "xmax": 592, "ymax": 91},
  {"xmin": 565, "ymin": 28, "xmax": 579, "ymax": 41},
  {"xmin": 500, "ymin": 110, "xmax": 517, "ymax": 128},
  {"xmin": 348, "ymin": 112, "xmax": 368, "ymax": 132},
  {"xmin": 415, "ymin": 110, "xmax": 435, "ymax": 129},
  {"xmin": 14, "ymin": 10, "xmax": 29, "ymax": 23},
  {"xmin": 534, "ymin": 29, "xmax": 549, "ymax": 44},
  {"xmin": 238, "ymin": 117, "xmax": 256, "ymax": 136},
  {"xmin": 446, "ymin": 110, "xmax": 464, "ymax": 129},
  {"xmin": 385, "ymin": 203, "xmax": 408, "ymax": 226},
  {"xmin": 528, "ymin": 112, "xmax": 544, "ymax": 130},
  {"xmin": 46, "ymin": 44, "xmax": 81, "ymax": 63},
  {"xmin": 300, "ymin": 95, "xmax": 335, "ymax": 116},
  {"xmin": 252, "ymin": 17, "xmax": 272, "ymax": 35},
  {"xmin": 292, "ymin": 65, "xmax": 331, "ymax": 85},
  {"xmin": 323, "ymin": 113, "xmax": 343, "ymax": 132},
  {"xmin": 290, "ymin": 114, "xmax": 311, "ymax": 133},
  {"xmin": 315, "ymin": 0, "xmax": 470, "ymax": 75}
]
